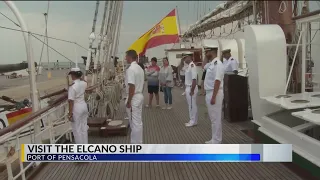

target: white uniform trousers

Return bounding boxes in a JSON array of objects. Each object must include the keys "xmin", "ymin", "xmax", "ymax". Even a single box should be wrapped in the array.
[
  {"xmin": 125, "ymin": 93, "xmax": 144, "ymax": 144},
  {"xmin": 71, "ymin": 102, "xmax": 89, "ymax": 144},
  {"xmin": 205, "ymin": 89, "xmax": 223, "ymax": 144},
  {"xmin": 185, "ymin": 86, "xmax": 198, "ymax": 125}
]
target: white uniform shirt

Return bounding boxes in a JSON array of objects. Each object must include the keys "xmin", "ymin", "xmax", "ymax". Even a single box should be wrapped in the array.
[
  {"xmin": 125, "ymin": 66, "xmax": 130, "ymax": 95},
  {"xmin": 204, "ymin": 58, "xmax": 225, "ymax": 91},
  {"xmin": 185, "ymin": 62, "xmax": 197, "ymax": 86},
  {"xmin": 180, "ymin": 63, "xmax": 188, "ymax": 76},
  {"xmin": 68, "ymin": 79, "xmax": 87, "ymax": 104},
  {"xmin": 223, "ymin": 56, "xmax": 239, "ymax": 72},
  {"xmin": 203, "ymin": 62, "xmax": 211, "ymax": 71},
  {"xmin": 126, "ymin": 61, "xmax": 145, "ymax": 94}
]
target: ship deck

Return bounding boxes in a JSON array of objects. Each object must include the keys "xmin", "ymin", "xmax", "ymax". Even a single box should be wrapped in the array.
[{"xmin": 31, "ymin": 87, "xmax": 302, "ymax": 180}]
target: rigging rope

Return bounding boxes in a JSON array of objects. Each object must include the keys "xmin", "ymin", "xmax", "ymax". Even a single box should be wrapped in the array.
[
  {"xmin": 99, "ymin": 1, "xmax": 108, "ymax": 41},
  {"xmin": 93, "ymin": 1, "xmax": 108, "ymax": 84},
  {"xmin": 0, "ymin": 12, "xmax": 87, "ymax": 49},
  {"xmin": 278, "ymin": 1, "xmax": 288, "ymax": 14},
  {"xmin": 96, "ymin": 1, "xmax": 109, "ymax": 67},
  {"xmin": 38, "ymin": 33, "xmax": 45, "ymax": 72},
  {"xmin": 0, "ymin": 12, "xmax": 20, "ymax": 27},
  {"xmin": 0, "ymin": 25, "xmax": 75, "ymax": 63}
]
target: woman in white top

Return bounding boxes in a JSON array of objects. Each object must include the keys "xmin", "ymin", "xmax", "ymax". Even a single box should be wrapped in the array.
[
  {"xmin": 68, "ymin": 68, "xmax": 89, "ymax": 144},
  {"xmin": 159, "ymin": 57, "xmax": 174, "ymax": 109}
]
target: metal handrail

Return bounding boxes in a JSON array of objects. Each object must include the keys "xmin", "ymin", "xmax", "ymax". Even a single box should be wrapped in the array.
[
  {"xmin": 0, "ymin": 73, "xmax": 124, "ymax": 180},
  {"xmin": 0, "ymin": 93, "xmax": 67, "ymax": 137},
  {"xmin": 40, "ymin": 89, "xmax": 66, "ymax": 100},
  {"xmin": 0, "ymin": 83, "xmax": 101, "ymax": 137}
]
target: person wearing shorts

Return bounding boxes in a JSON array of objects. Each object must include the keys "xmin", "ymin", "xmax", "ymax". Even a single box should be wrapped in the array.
[{"xmin": 145, "ymin": 57, "xmax": 160, "ymax": 107}]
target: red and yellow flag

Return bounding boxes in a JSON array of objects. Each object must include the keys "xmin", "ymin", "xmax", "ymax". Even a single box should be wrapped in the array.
[
  {"xmin": 6, "ymin": 107, "xmax": 32, "ymax": 125},
  {"xmin": 128, "ymin": 9, "xmax": 179, "ymax": 56}
]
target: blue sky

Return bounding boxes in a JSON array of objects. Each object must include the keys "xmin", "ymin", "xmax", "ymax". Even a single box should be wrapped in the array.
[
  {"xmin": 0, "ymin": 1, "xmax": 222, "ymax": 64},
  {"xmin": 0, "ymin": 1, "xmax": 319, "ymax": 64}
]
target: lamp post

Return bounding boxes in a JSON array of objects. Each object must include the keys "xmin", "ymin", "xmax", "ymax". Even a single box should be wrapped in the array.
[{"xmin": 84, "ymin": 32, "xmax": 95, "ymax": 81}]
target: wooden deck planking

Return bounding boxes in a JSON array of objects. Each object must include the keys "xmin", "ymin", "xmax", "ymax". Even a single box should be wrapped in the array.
[{"xmin": 32, "ymin": 87, "xmax": 304, "ymax": 180}]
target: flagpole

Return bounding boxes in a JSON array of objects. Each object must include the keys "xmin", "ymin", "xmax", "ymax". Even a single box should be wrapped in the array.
[
  {"xmin": 74, "ymin": 44, "xmax": 78, "ymax": 68},
  {"xmin": 172, "ymin": 6, "xmax": 181, "ymax": 49},
  {"xmin": 175, "ymin": 6, "xmax": 181, "ymax": 37},
  {"xmin": 122, "ymin": 53, "xmax": 125, "ymax": 73}
]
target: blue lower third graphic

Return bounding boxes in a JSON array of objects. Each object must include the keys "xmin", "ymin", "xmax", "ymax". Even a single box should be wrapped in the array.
[{"xmin": 26, "ymin": 154, "xmax": 261, "ymax": 162}]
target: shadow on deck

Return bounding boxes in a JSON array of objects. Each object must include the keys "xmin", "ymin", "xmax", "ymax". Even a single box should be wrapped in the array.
[{"xmin": 33, "ymin": 87, "xmax": 303, "ymax": 180}]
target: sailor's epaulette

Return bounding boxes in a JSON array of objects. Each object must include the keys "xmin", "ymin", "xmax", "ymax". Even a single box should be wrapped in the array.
[
  {"xmin": 191, "ymin": 63, "xmax": 194, "ymax": 68},
  {"xmin": 231, "ymin": 58, "xmax": 234, "ymax": 61},
  {"xmin": 214, "ymin": 61, "xmax": 217, "ymax": 65},
  {"xmin": 69, "ymin": 83, "xmax": 74, "ymax": 87}
]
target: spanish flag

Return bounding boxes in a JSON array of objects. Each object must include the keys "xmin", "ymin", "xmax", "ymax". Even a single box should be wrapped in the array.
[
  {"xmin": 128, "ymin": 9, "xmax": 179, "ymax": 56},
  {"xmin": 6, "ymin": 107, "xmax": 32, "ymax": 125}
]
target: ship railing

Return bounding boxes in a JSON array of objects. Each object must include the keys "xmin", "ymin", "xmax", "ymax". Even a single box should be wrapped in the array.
[
  {"xmin": 0, "ymin": 92, "xmax": 69, "ymax": 180},
  {"xmin": 0, "ymin": 73, "xmax": 124, "ymax": 180},
  {"xmin": 0, "ymin": 86, "xmax": 95, "ymax": 180}
]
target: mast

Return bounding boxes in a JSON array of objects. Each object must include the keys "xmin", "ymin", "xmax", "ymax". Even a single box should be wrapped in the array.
[
  {"xmin": 85, "ymin": 1, "xmax": 99, "ymax": 81},
  {"xmin": 92, "ymin": 1, "xmax": 108, "ymax": 85},
  {"xmin": 44, "ymin": 1, "xmax": 50, "ymax": 79},
  {"xmin": 100, "ymin": 1, "xmax": 114, "ymax": 79},
  {"xmin": 103, "ymin": 1, "xmax": 117, "ymax": 79},
  {"xmin": 113, "ymin": 1, "xmax": 124, "ymax": 66},
  {"xmin": 110, "ymin": 2, "xmax": 121, "ymax": 75}
]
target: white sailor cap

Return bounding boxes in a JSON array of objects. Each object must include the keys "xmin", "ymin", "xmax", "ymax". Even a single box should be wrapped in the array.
[
  {"xmin": 181, "ymin": 52, "xmax": 193, "ymax": 58},
  {"xmin": 222, "ymin": 48, "xmax": 231, "ymax": 53},
  {"xmin": 68, "ymin": 67, "xmax": 81, "ymax": 75},
  {"xmin": 203, "ymin": 45, "xmax": 218, "ymax": 52}
]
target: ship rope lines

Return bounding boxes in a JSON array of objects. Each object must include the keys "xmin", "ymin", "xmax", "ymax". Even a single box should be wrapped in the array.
[
  {"xmin": 182, "ymin": 1, "xmax": 258, "ymax": 41},
  {"xmin": 0, "ymin": 14, "xmax": 84, "ymax": 64}
]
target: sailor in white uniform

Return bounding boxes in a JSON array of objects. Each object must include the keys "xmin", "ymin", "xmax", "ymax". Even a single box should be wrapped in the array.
[
  {"xmin": 125, "ymin": 50, "xmax": 145, "ymax": 144},
  {"xmin": 203, "ymin": 45, "xmax": 225, "ymax": 144},
  {"xmin": 124, "ymin": 64, "xmax": 130, "ymax": 120},
  {"xmin": 222, "ymin": 49, "xmax": 239, "ymax": 74},
  {"xmin": 183, "ymin": 52, "xmax": 198, "ymax": 127},
  {"xmin": 68, "ymin": 67, "xmax": 89, "ymax": 144}
]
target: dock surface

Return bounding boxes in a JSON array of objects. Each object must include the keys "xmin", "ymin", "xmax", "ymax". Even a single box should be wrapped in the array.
[
  {"xmin": 0, "ymin": 70, "xmax": 69, "ymax": 103},
  {"xmin": 31, "ymin": 87, "xmax": 302, "ymax": 180}
]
